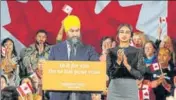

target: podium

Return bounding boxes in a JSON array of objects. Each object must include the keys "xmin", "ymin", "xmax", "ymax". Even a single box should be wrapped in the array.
[{"xmin": 42, "ymin": 61, "xmax": 106, "ymax": 93}]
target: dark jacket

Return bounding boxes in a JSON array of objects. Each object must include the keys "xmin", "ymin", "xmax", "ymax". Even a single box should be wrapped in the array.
[{"xmin": 107, "ymin": 46, "xmax": 146, "ymax": 80}]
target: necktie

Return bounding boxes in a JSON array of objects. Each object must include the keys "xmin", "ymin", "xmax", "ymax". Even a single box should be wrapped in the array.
[
  {"xmin": 69, "ymin": 46, "xmax": 76, "ymax": 60},
  {"xmin": 69, "ymin": 46, "xmax": 77, "ymax": 100}
]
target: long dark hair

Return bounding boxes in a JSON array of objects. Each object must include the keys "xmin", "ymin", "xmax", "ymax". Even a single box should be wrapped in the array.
[
  {"xmin": 1, "ymin": 86, "xmax": 19, "ymax": 100},
  {"xmin": 1, "ymin": 38, "xmax": 17, "ymax": 57}
]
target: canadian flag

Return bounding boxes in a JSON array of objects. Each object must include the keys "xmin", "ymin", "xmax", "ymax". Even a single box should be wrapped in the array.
[
  {"xmin": 1, "ymin": 46, "xmax": 6, "ymax": 57},
  {"xmin": 139, "ymin": 84, "xmax": 150, "ymax": 100},
  {"xmin": 62, "ymin": 4, "xmax": 73, "ymax": 14},
  {"xmin": 150, "ymin": 63, "xmax": 160, "ymax": 72},
  {"xmin": 16, "ymin": 82, "xmax": 33, "ymax": 97},
  {"xmin": 142, "ymin": 85, "xmax": 150, "ymax": 100},
  {"xmin": 159, "ymin": 17, "xmax": 167, "ymax": 35}
]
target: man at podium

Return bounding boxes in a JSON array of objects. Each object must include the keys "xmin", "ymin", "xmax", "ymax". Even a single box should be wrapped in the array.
[{"xmin": 48, "ymin": 15, "xmax": 99, "ymax": 100}]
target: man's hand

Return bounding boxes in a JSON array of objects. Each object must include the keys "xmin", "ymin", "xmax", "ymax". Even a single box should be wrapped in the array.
[
  {"xmin": 56, "ymin": 20, "xmax": 64, "ymax": 42},
  {"xmin": 151, "ymin": 80, "xmax": 160, "ymax": 88},
  {"xmin": 151, "ymin": 75, "xmax": 165, "ymax": 88},
  {"xmin": 157, "ymin": 25, "xmax": 162, "ymax": 40}
]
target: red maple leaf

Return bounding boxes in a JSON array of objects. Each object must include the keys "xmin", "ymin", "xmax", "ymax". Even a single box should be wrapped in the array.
[
  {"xmin": 144, "ymin": 92, "xmax": 149, "ymax": 96},
  {"xmin": 168, "ymin": 1, "xmax": 176, "ymax": 40},
  {"xmin": 24, "ymin": 86, "xmax": 28, "ymax": 91},
  {"xmin": 4, "ymin": 1, "xmax": 141, "ymax": 52}
]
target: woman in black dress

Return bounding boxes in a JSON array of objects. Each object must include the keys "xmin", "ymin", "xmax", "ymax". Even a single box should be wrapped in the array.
[{"xmin": 107, "ymin": 23, "xmax": 146, "ymax": 100}]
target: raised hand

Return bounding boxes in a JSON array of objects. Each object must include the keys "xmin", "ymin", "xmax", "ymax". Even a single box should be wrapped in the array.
[
  {"xmin": 102, "ymin": 42, "xmax": 112, "ymax": 55},
  {"xmin": 157, "ymin": 25, "xmax": 162, "ymax": 40},
  {"xmin": 56, "ymin": 20, "xmax": 64, "ymax": 42}
]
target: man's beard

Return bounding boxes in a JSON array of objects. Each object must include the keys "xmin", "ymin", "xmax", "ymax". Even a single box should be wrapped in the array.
[
  {"xmin": 36, "ymin": 40, "xmax": 45, "ymax": 45},
  {"xmin": 67, "ymin": 36, "xmax": 82, "ymax": 48}
]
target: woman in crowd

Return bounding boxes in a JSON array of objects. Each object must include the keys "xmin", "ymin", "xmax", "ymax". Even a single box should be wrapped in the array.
[
  {"xmin": 107, "ymin": 23, "xmax": 146, "ymax": 100},
  {"xmin": 112, "ymin": 40, "xmax": 117, "ymax": 48},
  {"xmin": 100, "ymin": 36, "xmax": 114, "ymax": 55},
  {"xmin": 132, "ymin": 31, "xmax": 147, "ymax": 48},
  {"xmin": 138, "ymin": 41, "xmax": 158, "ymax": 100},
  {"xmin": 144, "ymin": 41, "xmax": 157, "ymax": 67},
  {"xmin": 1, "ymin": 38, "xmax": 20, "ymax": 86},
  {"xmin": 99, "ymin": 36, "xmax": 114, "ymax": 100},
  {"xmin": 92, "ymin": 36, "xmax": 114, "ymax": 100}
]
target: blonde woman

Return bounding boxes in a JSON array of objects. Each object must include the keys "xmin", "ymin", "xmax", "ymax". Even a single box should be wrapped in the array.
[{"xmin": 132, "ymin": 31, "xmax": 148, "ymax": 48}]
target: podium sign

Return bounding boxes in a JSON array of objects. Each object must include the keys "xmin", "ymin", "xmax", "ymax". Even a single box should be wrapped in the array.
[{"xmin": 42, "ymin": 61, "xmax": 106, "ymax": 91}]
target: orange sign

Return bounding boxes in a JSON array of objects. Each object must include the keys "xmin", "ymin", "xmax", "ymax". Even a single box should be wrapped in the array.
[{"xmin": 42, "ymin": 61, "xmax": 106, "ymax": 91}]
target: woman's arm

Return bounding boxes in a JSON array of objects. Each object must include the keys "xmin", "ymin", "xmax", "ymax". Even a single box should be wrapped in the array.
[
  {"xmin": 107, "ymin": 49, "xmax": 121, "ymax": 77},
  {"xmin": 124, "ymin": 49, "xmax": 146, "ymax": 80}
]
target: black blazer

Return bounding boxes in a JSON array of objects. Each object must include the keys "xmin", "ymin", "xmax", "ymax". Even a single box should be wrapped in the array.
[{"xmin": 107, "ymin": 46, "xmax": 146, "ymax": 80}]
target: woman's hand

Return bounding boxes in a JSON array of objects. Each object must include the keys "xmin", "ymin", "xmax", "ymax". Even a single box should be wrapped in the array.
[
  {"xmin": 102, "ymin": 42, "xmax": 111, "ymax": 55},
  {"xmin": 123, "ymin": 53, "xmax": 131, "ymax": 71},
  {"xmin": 116, "ymin": 49, "xmax": 123, "ymax": 65}
]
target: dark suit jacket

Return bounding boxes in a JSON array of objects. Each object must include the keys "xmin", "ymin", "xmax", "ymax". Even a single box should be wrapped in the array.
[{"xmin": 49, "ymin": 41, "xmax": 99, "ymax": 61}]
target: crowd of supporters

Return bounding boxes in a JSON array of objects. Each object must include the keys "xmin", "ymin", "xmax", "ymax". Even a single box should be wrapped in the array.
[{"xmin": 1, "ymin": 18, "xmax": 176, "ymax": 100}]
